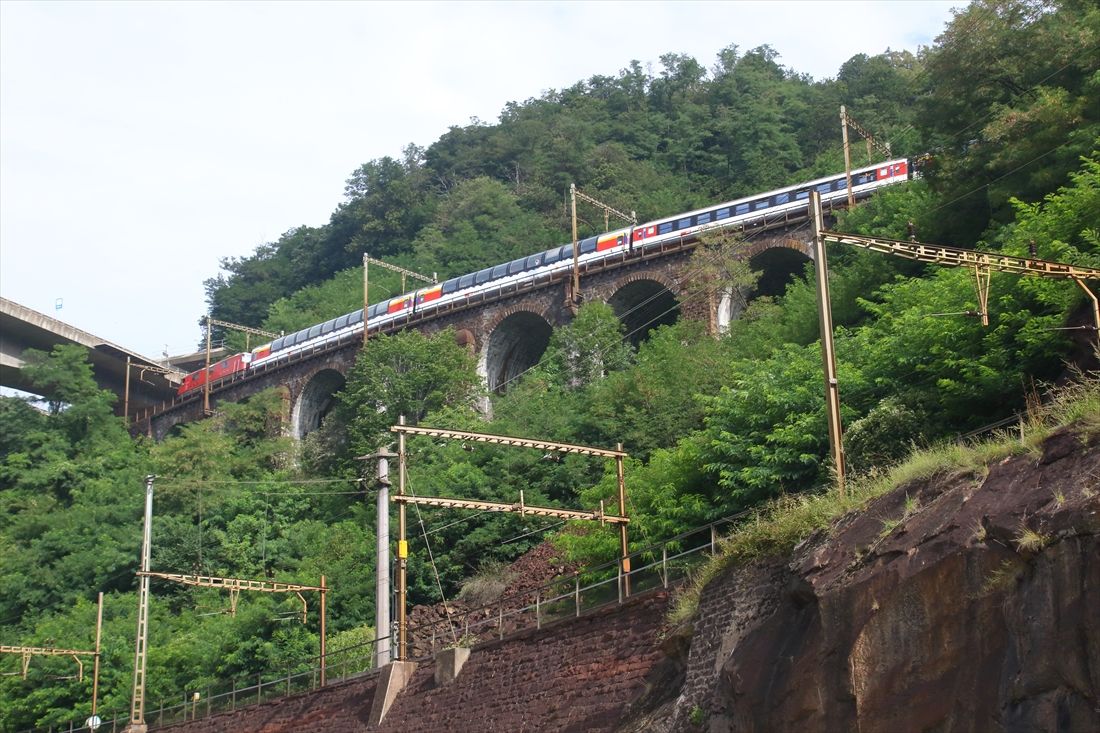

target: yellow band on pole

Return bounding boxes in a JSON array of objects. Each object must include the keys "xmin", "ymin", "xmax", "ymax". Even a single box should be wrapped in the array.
[{"xmin": 398, "ymin": 540, "xmax": 408, "ymax": 559}]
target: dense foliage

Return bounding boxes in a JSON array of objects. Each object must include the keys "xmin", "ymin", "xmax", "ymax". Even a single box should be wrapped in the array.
[{"xmin": 3, "ymin": 1, "xmax": 1098, "ymax": 728}]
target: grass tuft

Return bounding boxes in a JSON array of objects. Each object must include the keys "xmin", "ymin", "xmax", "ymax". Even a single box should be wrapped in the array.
[
  {"xmin": 878, "ymin": 517, "xmax": 901, "ymax": 538},
  {"xmin": 1014, "ymin": 525, "xmax": 1047, "ymax": 553},
  {"xmin": 979, "ymin": 559, "xmax": 1023, "ymax": 597},
  {"xmin": 457, "ymin": 559, "xmax": 515, "ymax": 607}
]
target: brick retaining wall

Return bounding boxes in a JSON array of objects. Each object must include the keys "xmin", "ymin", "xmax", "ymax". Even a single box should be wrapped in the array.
[{"xmin": 157, "ymin": 590, "xmax": 670, "ymax": 733}]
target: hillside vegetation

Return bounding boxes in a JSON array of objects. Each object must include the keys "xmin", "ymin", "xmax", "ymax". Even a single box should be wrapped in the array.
[{"xmin": 1, "ymin": 1, "xmax": 1098, "ymax": 729}]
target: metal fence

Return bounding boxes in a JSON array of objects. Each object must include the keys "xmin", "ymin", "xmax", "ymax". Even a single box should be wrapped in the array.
[{"xmin": 30, "ymin": 512, "xmax": 747, "ymax": 732}]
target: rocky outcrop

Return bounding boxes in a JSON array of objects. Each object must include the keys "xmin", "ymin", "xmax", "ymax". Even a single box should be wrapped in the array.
[
  {"xmin": 658, "ymin": 425, "xmax": 1100, "ymax": 732},
  {"xmin": 406, "ymin": 538, "xmax": 579, "ymax": 657}
]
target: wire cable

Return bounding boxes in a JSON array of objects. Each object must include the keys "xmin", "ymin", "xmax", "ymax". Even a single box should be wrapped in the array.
[{"xmin": 403, "ymin": 467, "xmax": 459, "ymax": 645}]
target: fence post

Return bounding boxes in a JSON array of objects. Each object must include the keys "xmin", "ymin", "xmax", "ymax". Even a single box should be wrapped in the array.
[
  {"xmin": 207, "ymin": 687, "xmax": 212, "ymax": 717},
  {"xmin": 662, "ymin": 547, "xmax": 669, "ymax": 588},
  {"xmin": 257, "ymin": 673, "xmax": 262, "ymax": 704},
  {"xmin": 498, "ymin": 605, "xmax": 504, "ymax": 640},
  {"xmin": 618, "ymin": 564, "xmax": 624, "ymax": 604},
  {"xmin": 232, "ymin": 685, "xmax": 236, "ymax": 711},
  {"xmin": 535, "ymin": 591, "xmax": 541, "ymax": 630},
  {"xmin": 287, "ymin": 666, "xmax": 292, "ymax": 696},
  {"xmin": 710, "ymin": 524, "xmax": 717, "ymax": 554},
  {"xmin": 574, "ymin": 575, "xmax": 581, "ymax": 617}
]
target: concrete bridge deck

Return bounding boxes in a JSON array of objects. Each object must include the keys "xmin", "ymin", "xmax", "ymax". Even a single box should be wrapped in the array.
[{"xmin": 0, "ymin": 296, "xmax": 182, "ymax": 411}]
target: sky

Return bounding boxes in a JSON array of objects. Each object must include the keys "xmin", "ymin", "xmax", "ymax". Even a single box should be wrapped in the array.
[{"xmin": 0, "ymin": 0, "xmax": 967, "ymax": 361}]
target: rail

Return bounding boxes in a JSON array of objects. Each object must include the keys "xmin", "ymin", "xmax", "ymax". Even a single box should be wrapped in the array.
[
  {"xmin": 130, "ymin": 193, "xmax": 857, "ymax": 433},
  {"xmin": 30, "ymin": 511, "xmax": 749, "ymax": 732}
]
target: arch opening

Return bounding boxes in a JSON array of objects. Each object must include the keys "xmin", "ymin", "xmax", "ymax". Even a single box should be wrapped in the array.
[
  {"xmin": 485, "ymin": 312, "xmax": 553, "ymax": 393},
  {"xmin": 608, "ymin": 279, "xmax": 679, "ymax": 347},
  {"xmin": 292, "ymin": 369, "xmax": 346, "ymax": 440},
  {"xmin": 748, "ymin": 247, "xmax": 811, "ymax": 300}
]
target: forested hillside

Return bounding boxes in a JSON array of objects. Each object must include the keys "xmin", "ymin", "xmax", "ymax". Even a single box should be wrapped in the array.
[{"xmin": 2, "ymin": 1, "xmax": 1098, "ymax": 729}]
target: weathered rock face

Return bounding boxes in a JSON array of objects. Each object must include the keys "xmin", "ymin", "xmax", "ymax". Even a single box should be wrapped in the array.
[
  {"xmin": 406, "ymin": 538, "xmax": 579, "ymax": 657},
  {"xmin": 663, "ymin": 425, "xmax": 1100, "ymax": 733}
]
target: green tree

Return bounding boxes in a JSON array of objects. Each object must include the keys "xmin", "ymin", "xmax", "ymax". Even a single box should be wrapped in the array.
[
  {"xmin": 917, "ymin": 0, "xmax": 1100, "ymax": 242},
  {"xmin": 411, "ymin": 177, "xmax": 557, "ymax": 278},
  {"xmin": 541, "ymin": 302, "xmax": 633, "ymax": 390},
  {"xmin": 337, "ymin": 329, "xmax": 482, "ymax": 458}
]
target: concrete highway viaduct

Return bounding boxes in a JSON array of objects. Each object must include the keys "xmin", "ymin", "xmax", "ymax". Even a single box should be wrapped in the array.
[
  {"xmin": 133, "ymin": 216, "xmax": 823, "ymax": 442},
  {"xmin": 0, "ymin": 297, "xmax": 183, "ymax": 413}
]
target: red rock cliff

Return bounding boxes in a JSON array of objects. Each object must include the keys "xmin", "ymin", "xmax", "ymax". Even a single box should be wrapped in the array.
[{"xmin": 648, "ymin": 425, "xmax": 1100, "ymax": 732}]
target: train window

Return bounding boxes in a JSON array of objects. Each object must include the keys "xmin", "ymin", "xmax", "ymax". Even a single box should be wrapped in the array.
[
  {"xmin": 754, "ymin": 200, "xmax": 769, "ymax": 210},
  {"xmin": 491, "ymin": 263, "xmax": 508, "ymax": 280},
  {"xmin": 677, "ymin": 217, "xmax": 692, "ymax": 229},
  {"xmin": 735, "ymin": 203, "xmax": 749, "ymax": 215},
  {"xmin": 716, "ymin": 208, "xmax": 730, "ymax": 220},
  {"xmin": 775, "ymin": 193, "xmax": 790, "ymax": 204},
  {"xmin": 475, "ymin": 268, "xmax": 493, "ymax": 285},
  {"xmin": 543, "ymin": 247, "xmax": 562, "ymax": 265},
  {"xmin": 579, "ymin": 237, "xmax": 597, "ymax": 254},
  {"xmin": 796, "ymin": 190, "xmax": 809, "ymax": 200},
  {"xmin": 508, "ymin": 257, "xmax": 526, "ymax": 275},
  {"xmin": 308, "ymin": 324, "xmax": 323, "ymax": 339},
  {"xmin": 658, "ymin": 222, "xmax": 674, "ymax": 235},
  {"xmin": 290, "ymin": 330, "xmax": 307, "ymax": 346},
  {"xmin": 816, "ymin": 183, "xmax": 832, "ymax": 194},
  {"xmin": 270, "ymin": 337, "xmax": 285, "ymax": 351},
  {"xmin": 697, "ymin": 212, "xmax": 711, "ymax": 225},
  {"xmin": 335, "ymin": 314, "xmax": 349, "ymax": 330},
  {"xmin": 320, "ymin": 319, "xmax": 335, "ymax": 335},
  {"xmin": 459, "ymin": 273, "xmax": 476, "ymax": 289},
  {"xmin": 441, "ymin": 277, "xmax": 460, "ymax": 295},
  {"xmin": 349, "ymin": 309, "xmax": 363, "ymax": 325},
  {"xmin": 525, "ymin": 253, "xmax": 543, "ymax": 269}
]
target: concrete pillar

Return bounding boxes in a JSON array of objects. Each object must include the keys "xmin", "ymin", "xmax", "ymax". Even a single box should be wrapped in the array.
[
  {"xmin": 434, "ymin": 647, "xmax": 471, "ymax": 686},
  {"xmin": 368, "ymin": 661, "xmax": 417, "ymax": 725}
]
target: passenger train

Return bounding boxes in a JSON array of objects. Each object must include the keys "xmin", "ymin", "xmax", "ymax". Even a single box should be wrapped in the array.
[{"xmin": 177, "ymin": 159, "xmax": 910, "ymax": 397}]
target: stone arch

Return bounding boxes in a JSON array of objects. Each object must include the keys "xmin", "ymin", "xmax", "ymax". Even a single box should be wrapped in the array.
[
  {"xmin": 748, "ymin": 244, "xmax": 812, "ymax": 300},
  {"xmin": 607, "ymin": 275, "xmax": 681, "ymax": 346},
  {"xmin": 291, "ymin": 368, "xmax": 346, "ymax": 440},
  {"xmin": 482, "ymin": 310, "xmax": 553, "ymax": 392}
]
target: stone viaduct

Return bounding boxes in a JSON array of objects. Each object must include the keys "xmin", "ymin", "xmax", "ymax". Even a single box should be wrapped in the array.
[{"xmin": 133, "ymin": 221, "xmax": 820, "ymax": 441}]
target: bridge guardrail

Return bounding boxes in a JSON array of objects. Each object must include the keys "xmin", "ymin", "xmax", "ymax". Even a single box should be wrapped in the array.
[{"xmin": 131, "ymin": 196, "xmax": 846, "ymax": 431}]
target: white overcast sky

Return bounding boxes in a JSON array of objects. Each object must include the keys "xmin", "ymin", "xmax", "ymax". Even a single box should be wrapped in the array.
[{"xmin": 0, "ymin": 0, "xmax": 966, "ymax": 360}]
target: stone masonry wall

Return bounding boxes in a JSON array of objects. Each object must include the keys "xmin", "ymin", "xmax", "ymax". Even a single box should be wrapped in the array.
[
  {"xmin": 155, "ymin": 590, "xmax": 670, "ymax": 733},
  {"xmin": 156, "ymin": 672, "xmax": 381, "ymax": 733}
]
